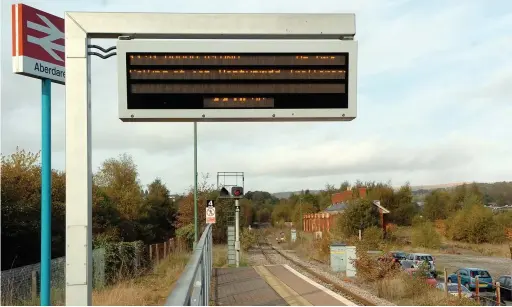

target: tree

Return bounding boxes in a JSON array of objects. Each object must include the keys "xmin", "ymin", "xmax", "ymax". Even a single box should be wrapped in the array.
[
  {"xmin": 389, "ymin": 183, "xmax": 417, "ymax": 225},
  {"xmin": 271, "ymin": 201, "xmax": 292, "ymax": 225},
  {"xmin": 446, "ymin": 204, "xmax": 506, "ymax": 244},
  {"xmin": 411, "ymin": 221, "xmax": 441, "ymax": 249},
  {"xmin": 423, "ymin": 189, "xmax": 451, "ymax": 221},
  {"xmin": 94, "ymin": 154, "xmax": 144, "ymax": 221},
  {"xmin": 1, "ymin": 148, "xmax": 66, "ymax": 269},
  {"xmin": 1, "ymin": 148, "xmax": 185, "ymax": 270},
  {"xmin": 141, "ymin": 178, "xmax": 176, "ymax": 243},
  {"xmin": 339, "ymin": 181, "xmax": 350, "ymax": 191},
  {"xmin": 255, "ymin": 206, "xmax": 272, "ymax": 223},
  {"xmin": 337, "ymin": 199, "xmax": 380, "ymax": 237},
  {"xmin": 291, "ymin": 202, "xmax": 315, "ymax": 229},
  {"xmin": 239, "ymin": 198, "xmax": 253, "ymax": 227}
]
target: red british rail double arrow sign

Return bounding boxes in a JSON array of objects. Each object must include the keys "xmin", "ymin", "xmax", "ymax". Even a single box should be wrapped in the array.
[{"xmin": 12, "ymin": 3, "xmax": 65, "ymax": 84}]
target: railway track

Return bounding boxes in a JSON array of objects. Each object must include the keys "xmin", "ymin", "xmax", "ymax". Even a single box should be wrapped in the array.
[{"xmin": 254, "ymin": 233, "xmax": 376, "ymax": 306}]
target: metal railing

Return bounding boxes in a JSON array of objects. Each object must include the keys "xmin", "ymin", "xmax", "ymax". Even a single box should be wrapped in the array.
[{"xmin": 165, "ymin": 224, "xmax": 213, "ymax": 306}]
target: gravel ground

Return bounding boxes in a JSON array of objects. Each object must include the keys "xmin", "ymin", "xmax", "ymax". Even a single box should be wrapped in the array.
[
  {"xmin": 433, "ymin": 253, "xmax": 512, "ymax": 278},
  {"xmin": 246, "ymin": 240, "xmax": 395, "ymax": 306}
]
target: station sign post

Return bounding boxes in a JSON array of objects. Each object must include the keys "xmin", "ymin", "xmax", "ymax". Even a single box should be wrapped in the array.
[{"xmin": 12, "ymin": 4, "xmax": 65, "ymax": 306}]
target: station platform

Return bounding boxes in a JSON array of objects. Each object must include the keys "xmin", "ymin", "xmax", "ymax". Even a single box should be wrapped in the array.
[{"xmin": 212, "ymin": 264, "xmax": 355, "ymax": 306}]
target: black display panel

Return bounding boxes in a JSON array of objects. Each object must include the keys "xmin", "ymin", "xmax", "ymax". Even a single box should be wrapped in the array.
[{"xmin": 126, "ymin": 53, "xmax": 349, "ymax": 109}]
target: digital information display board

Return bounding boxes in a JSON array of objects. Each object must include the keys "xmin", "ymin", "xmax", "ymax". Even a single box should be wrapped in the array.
[{"xmin": 117, "ymin": 40, "xmax": 357, "ymax": 122}]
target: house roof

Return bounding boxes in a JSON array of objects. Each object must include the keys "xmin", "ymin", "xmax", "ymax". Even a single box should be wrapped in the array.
[
  {"xmin": 331, "ymin": 188, "xmax": 367, "ymax": 204},
  {"xmin": 323, "ymin": 199, "xmax": 390, "ymax": 214},
  {"xmin": 373, "ymin": 200, "xmax": 390, "ymax": 214},
  {"xmin": 324, "ymin": 202, "xmax": 348, "ymax": 212}
]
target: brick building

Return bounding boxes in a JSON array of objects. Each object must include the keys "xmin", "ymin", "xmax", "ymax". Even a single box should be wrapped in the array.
[{"xmin": 302, "ymin": 187, "xmax": 390, "ymax": 234}]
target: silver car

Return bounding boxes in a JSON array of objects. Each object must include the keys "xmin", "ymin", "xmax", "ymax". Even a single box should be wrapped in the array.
[
  {"xmin": 402, "ymin": 253, "xmax": 436, "ymax": 275},
  {"xmin": 436, "ymin": 283, "xmax": 473, "ymax": 299}
]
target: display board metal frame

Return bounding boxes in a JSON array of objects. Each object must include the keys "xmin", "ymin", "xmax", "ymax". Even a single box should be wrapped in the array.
[{"xmin": 117, "ymin": 39, "xmax": 358, "ymax": 122}]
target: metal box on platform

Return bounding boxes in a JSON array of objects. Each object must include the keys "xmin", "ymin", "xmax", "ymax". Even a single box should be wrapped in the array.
[{"xmin": 330, "ymin": 243, "xmax": 347, "ymax": 272}]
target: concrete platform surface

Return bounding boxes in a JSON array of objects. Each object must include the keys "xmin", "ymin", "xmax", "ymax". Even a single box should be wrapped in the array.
[
  {"xmin": 213, "ymin": 266, "xmax": 288, "ymax": 306},
  {"xmin": 213, "ymin": 265, "xmax": 354, "ymax": 306}
]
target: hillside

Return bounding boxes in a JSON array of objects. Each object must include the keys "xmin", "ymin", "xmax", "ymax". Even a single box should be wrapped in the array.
[
  {"xmin": 271, "ymin": 183, "xmax": 466, "ymax": 199},
  {"xmin": 273, "ymin": 190, "xmax": 321, "ymax": 199}
]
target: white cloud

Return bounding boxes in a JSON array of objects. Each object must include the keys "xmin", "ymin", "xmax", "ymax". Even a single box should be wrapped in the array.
[{"xmin": 1, "ymin": 0, "xmax": 511, "ymax": 194}]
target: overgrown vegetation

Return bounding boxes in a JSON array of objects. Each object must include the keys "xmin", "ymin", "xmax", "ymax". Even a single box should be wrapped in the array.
[
  {"xmin": 375, "ymin": 273, "xmax": 477, "ymax": 306},
  {"xmin": 1, "ymin": 148, "xmax": 275, "ymax": 271},
  {"xmin": 411, "ymin": 220, "xmax": 442, "ymax": 249},
  {"xmin": 240, "ymin": 228, "xmax": 257, "ymax": 251},
  {"xmin": 446, "ymin": 204, "xmax": 510, "ymax": 244},
  {"xmin": 99, "ymin": 240, "xmax": 147, "ymax": 284},
  {"xmin": 1, "ymin": 148, "xmax": 178, "ymax": 270},
  {"xmin": 92, "ymin": 251, "xmax": 190, "ymax": 306}
]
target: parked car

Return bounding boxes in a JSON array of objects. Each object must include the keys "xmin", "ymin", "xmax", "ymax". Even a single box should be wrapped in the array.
[
  {"xmin": 436, "ymin": 283, "xmax": 473, "ymax": 299},
  {"xmin": 497, "ymin": 275, "xmax": 512, "ymax": 302},
  {"xmin": 401, "ymin": 253, "xmax": 437, "ymax": 277},
  {"xmin": 404, "ymin": 268, "xmax": 437, "ymax": 287},
  {"xmin": 447, "ymin": 268, "xmax": 494, "ymax": 292},
  {"xmin": 390, "ymin": 251, "xmax": 408, "ymax": 262},
  {"xmin": 377, "ymin": 251, "xmax": 407, "ymax": 267}
]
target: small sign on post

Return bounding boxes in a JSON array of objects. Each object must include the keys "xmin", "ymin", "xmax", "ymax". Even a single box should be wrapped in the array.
[{"xmin": 206, "ymin": 200, "xmax": 216, "ymax": 224}]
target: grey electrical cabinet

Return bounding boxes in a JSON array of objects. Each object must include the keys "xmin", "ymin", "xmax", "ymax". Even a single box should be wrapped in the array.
[{"xmin": 330, "ymin": 243, "xmax": 347, "ymax": 272}]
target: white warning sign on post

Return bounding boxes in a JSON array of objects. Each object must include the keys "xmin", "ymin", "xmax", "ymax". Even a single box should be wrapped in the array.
[{"xmin": 206, "ymin": 200, "xmax": 216, "ymax": 224}]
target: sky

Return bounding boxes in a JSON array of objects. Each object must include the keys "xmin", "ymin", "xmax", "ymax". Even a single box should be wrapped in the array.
[{"xmin": 1, "ymin": 0, "xmax": 512, "ymax": 194}]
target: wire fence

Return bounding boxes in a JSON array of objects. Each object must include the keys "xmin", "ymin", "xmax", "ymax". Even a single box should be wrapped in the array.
[
  {"xmin": 0, "ymin": 249, "xmax": 105, "ymax": 305},
  {"xmin": 1, "ymin": 237, "xmax": 183, "ymax": 305}
]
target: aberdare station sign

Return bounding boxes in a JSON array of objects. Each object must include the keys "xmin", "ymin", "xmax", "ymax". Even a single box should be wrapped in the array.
[{"xmin": 12, "ymin": 3, "xmax": 65, "ymax": 84}]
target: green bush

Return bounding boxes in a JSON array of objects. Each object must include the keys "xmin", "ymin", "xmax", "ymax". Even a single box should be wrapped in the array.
[
  {"xmin": 446, "ymin": 204, "xmax": 506, "ymax": 244},
  {"xmin": 363, "ymin": 226, "xmax": 383, "ymax": 250},
  {"xmin": 176, "ymin": 223, "xmax": 195, "ymax": 249},
  {"xmin": 337, "ymin": 199, "xmax": 380, "ymax": 237},
  {"xmin": 240, "ymin": 228, "xmax": 257, "ymax": 251},
  {"xmin": 353, "ymin": 242, "xmax": 399, "ymax": 282},
  {"xmin": 411, "ymin": 221, "xmax": 441, "ymax": 249},
  {"xmin": 100, "ymin": 240, "xmax": 146, "ymax": 283}
]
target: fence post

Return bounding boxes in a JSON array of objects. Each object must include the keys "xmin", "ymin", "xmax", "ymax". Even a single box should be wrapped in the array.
[
  {"xmin": 443, "ymin": 268, "xmax": 448, "ymax": 297},
  {"xmin": 31, "ymin": 270, "xmax": 38, "ymax": 302},
  {"xmin": 496, "ymin": 282, "xmax": 501, "ymax": 306},
  {"xmin": 475, "ymin": 276, "xmax": 480, "ymax": 304},
  {"xmin": 149, "ymin": 244, "xmax": 153, "ymax": 263},
  {"xmin": 164, "ymin": 241, "xmax": 167, "ymax": 258},
  {"xmin": 156, "ymin": 243, "xmax": 160, "ymax": 265},
  {"xmin": 457, "ymin": 272, "xmax": 462, "ymax": 299}
]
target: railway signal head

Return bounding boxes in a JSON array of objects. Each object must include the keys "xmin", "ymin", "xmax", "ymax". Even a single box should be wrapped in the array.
[
  {"xmin": 220, "ymin": 187, "xmax": 230, "ymax": 197},
  {"xmin": 231, "ymin": 186, "xmax": 244, "ymax": 197}
]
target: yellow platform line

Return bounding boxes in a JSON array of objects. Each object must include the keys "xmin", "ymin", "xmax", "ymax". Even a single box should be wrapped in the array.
[{"xmin": 253, "ymin": 265, "xmax": 312, "ymax": 306}]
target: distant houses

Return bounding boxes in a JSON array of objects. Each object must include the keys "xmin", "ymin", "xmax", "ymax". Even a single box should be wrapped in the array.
[
  {"xmin": 485, "ymin": 203, "xmax": 512, "ymax": 212},
  {"xmin": 303, "ymin": 187, "xmax": 391, "ymax": 234}
]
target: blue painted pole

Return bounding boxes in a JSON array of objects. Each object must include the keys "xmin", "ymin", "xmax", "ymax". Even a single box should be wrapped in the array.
[{"xmin": 41, "ymin": 78, "xmax": 52, "ymax": 306}]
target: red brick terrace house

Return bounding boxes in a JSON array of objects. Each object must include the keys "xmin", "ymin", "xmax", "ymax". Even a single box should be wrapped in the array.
[{"xmin": 303, "ymin": 187, "xmax": 390, "ymax": 235}]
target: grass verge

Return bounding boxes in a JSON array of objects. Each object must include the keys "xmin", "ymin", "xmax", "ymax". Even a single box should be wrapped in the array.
[
  {"xmin": 1, "ymin": 288, "xmax": 65, "ymax": 306},
  {"xmin": 213, "ymin": 245, "xmax": 228, "ymax": 268},
  {"xmin": 92, "ymin": 251, "xmax": 190, "ymax": 306}
]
